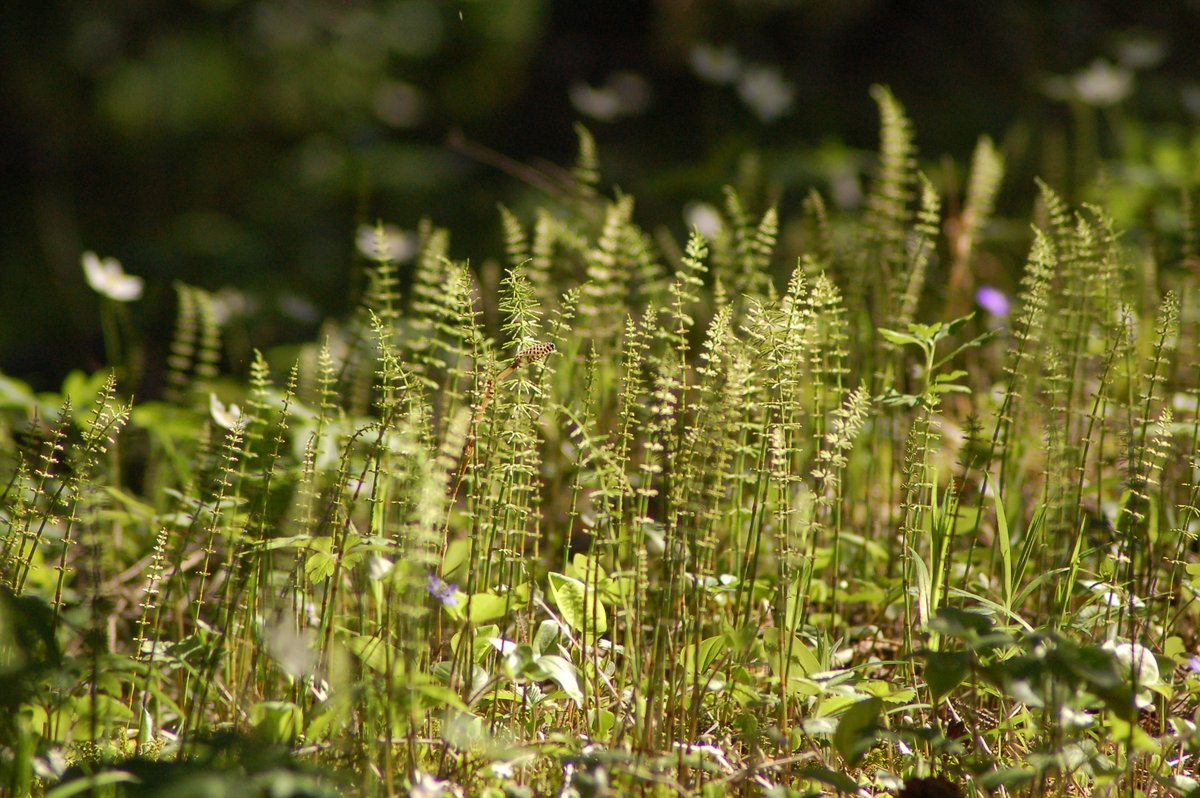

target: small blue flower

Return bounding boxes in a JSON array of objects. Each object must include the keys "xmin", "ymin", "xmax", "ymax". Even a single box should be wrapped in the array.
[
  {"xmin": 427, "ymin": 573, "xmax": 458, "ymax": 607},
  {"xmin": 976, "ymin": 285, "xmax": 1011, "ymax": 318}
]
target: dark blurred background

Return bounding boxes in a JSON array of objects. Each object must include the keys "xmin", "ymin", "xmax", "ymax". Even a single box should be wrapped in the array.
[{"xmin": 3, "ymin": 0, "xmax": 1199, "ymax": 391}]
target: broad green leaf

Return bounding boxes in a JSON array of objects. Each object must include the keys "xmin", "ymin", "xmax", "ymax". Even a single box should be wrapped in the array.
[
  {"xmin": 992, "ymin": 477, "xmax": 1012, "ymax": 611},
  {"xmin": 442, "ymin": 538, "xmax": 471, "ymax": 583},
  {"xmin": 305, "ymin": 551, "xmax": 336, "ymax": 582},
  {"xmin": 343, "ymin": 632, "xmax": 402, "ymax": 678},
  {"xmin": 943, "ymin": 312, "xmax": 975, "ymax": 336},
  {"xmin": 251, "ymin": 700, "xmax": 302, "ymax": 744},
  {"xmin": 1106, "ymin": 713, "xmax": 1159, "ymax": 753},
  {"xmin": 879, "ymin": 328, "xmax": 924, "ymax": 347},
  {"xmin": 548, "ymin": 572, "xmax": 607, "ymax": 635},
  {"xmin": 978, "ymin": 768, "xmax": 1036, "ymax": 791},
  {"xmin": 467, "ymin": 592, "xmax": 510, "ymax": 623},
  {"xmin": 46, "ymin": 772, "xmax": 141, "ymax": 798},
  {"xmin": 795, "ymin": 765, "xmax": 861, "ymax": 794},
  {"xmin": 923, "ymin": 650, "xmax": 971, "ymax": 702},
  {"xmin": 535, "ymin": 654, "xmax": 583, "ymax": 706},
  {"xmin": 60, "ymin": 370, "xmax": 108, "ymax": 418},
  {"xmin": 679, "ymin": 635, "xmax": 727, "ymax": 676},
  {"xmin": 589, "ymin": 708, "xmax": 615, "ymax": 736},
  {"xmin": 910, "ymin": 546, "xmax": 931, "ymax": 627},
  {"xmin": 930, "ymin": 607, "xmax": 994, "ymax": 640},
  {"xmin": 533, "ymin": 619, "xmax": 561, "ymax": 656},
  {"xmin": 306, "ymin": 692, "xmax": 353, "ymax": 742},
  {"xmin": 832, "ymin": 697, "xmax": 881, "ymax": 767},
  {"xmin": 570, "ymin": 553, "xmax": 608, "ymax": 583},
  {"xmin": 414, "ymin": 681, "xmax": 468, "ymax": 711},
  {"xmin": 0, "ymin": 372, "xmax": 36, "ymax": 409}
]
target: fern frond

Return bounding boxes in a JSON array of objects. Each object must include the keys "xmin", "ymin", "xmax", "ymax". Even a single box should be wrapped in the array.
[
  {"xmin": 573, "ymin": 122, "xmax": 601, "ymax": 196},
  {"xmin": 957, "ymin": 136, "xmax": 1004, "ymax": 266},
  {"xmin": 866, "ymin": 84, "xmax": 918, "ymax": 293},
  {"xmin": 498, "ymin": 204, "xmax": 531, "ymax": 272}
]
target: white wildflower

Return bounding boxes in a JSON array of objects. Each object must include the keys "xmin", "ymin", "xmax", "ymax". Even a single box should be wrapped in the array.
[
  {"xmin": 1072, "ymin": 59, "xmax": 1132, "ymax": 107},
  {"xmin": 367, "ymin": 555, "xmax": 394, "ymax": 581},
  {"xmin": 1103, "ymin": 639, "xmax": 1161, "ymax": 710},
  {"xmin": 569, "ymin": 72, "xmax": 651, "ymax": 122},
  {"xmin": 569, "ymin": 82, "xmax": 623, "ymax": 122},
  {"xmin": 1182, "ymin": 84, "xmax": 1200, "ymax": 118},
  {"xmin": 684, "ymin": 202, "xmax": 723, "ymax": 240},
  {"xmin": 737, "ymin": 65, "xmax": 795, "ymax": 122},
  {"xmin": 82, "ymin": 251, "xmax": 143, "ymax": 302},
  {"xmin": 1116, "ymin": 36, "xmax": 1166, "ymax": 70},
  {"xmin": 689, "ymin": 42, "xmax": 741, "ymax": 84},
  {"xmin": 1103, "ymin": 639, "xmax": 1160, "ymax": 686},
  {"xmin": 209, "ymin": 286, "xmax": 249, "ymax": 325},
  {"xmin": 410, "ymin": 771, "xmax": 459, "ymax": 798},
  {"xmin": 265, "ymin": 622, "xmax": 318, "ymax": 679},
  {"xmin": 209, "ymin": 393, "xmax": 243, "ymax": 430},
  {"xmin": 355, "ymin": 223, "xmax": 417, "ymax": 263}
]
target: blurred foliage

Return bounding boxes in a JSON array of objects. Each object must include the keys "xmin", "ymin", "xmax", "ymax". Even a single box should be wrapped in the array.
[{"xmin": 2, "ymin": 0, "xmax": 1200, "ymax": 389}]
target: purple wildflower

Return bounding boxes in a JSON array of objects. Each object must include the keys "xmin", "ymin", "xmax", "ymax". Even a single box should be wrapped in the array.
[
  {"xmin": 427, "ymin": 573, "xmax": 458, "ymax": 607},
  {"xmin": 976, "ymin": 285, "xmax": 1011, "ymax": 317}
]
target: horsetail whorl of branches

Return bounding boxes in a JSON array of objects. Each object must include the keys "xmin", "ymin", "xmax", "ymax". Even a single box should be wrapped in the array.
[{"xmin": 450, "ymin": 341, "xmax": 556, "ymax": 493}]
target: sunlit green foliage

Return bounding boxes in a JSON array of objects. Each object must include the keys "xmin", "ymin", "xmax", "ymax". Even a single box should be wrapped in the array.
[{"xmin": 3, "ymin": 90, "xmax": 1200, "ymax": 798}]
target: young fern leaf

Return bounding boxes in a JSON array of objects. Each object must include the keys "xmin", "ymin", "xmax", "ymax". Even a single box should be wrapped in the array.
[
  {"xmin": 802, "ymin": 188, "xmax": 834, "ymax": 267},
  {"xmin": 498, "ymin": 204, "xmax": 531, "ymax": 272},
  {"xmin": 866, "ymin": 84, "xmax": 918, "ymax": 300},
  {"xmin": 580, "ymin": 194, "xmax": 636, "ymax": 341},
  {"xmin": 166, "ymin": 283, "xmax": 198, "ymax": 403},
  {"xmin": 956, "ymin": 135, "xmax": 1004, "ymax": 267},
  {"xmin": 897, "ymin": 173, "xmax": 941, "ymax": 328},
  {"xmin": 573, "ymin": 122, "xmax": 601, "ymax": 197},
  {"xmin": 362, "ymin": 222, "xmax": 403, "ymax": 334},
  {"xmin": 667, "ymin": 229, "xmax": 709, "ymax": 352}
]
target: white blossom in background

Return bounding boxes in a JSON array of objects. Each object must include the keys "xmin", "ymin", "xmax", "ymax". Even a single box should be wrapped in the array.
[
  {"xmin": 689, "ymin": 42, "xmax": 741, "ymax": 84},
  {"xmin": 277, "ymin": 291, "xmax": 320, "ymax": 323},
  {"xmin": 1104, "ymin": 640, "xmax": 1160, "ymax": 683},
  {"xmin": 1182, "ymin": 84, "xmax": 1200, "ymax": 119},
  {"xmin": 410, "ymin": 771, "xmax": 461, "ymax": 798},
  {"xmin": 570, "ymin": 82, "xmax": 623, "ymax": 122},
  {"xmin": 355, "ymin": 223, "xmax": 417, "ymax": 263},
  {"xmin": 684, "ymin": 202, "xmax": 723, "ymax": 240},
  {"xmin": 209, "ymin": 286, "xmax": 250, "ymax": 325},
  {"xmin": 1103, "ymin": 638, "xmax": 1161, "ymax": 710},
  {"xmin": 569, "ymin": 71, "xmax": 651, "ymax": 122},
  {"xmin": 1072, "ymin": 59, "xmax": 1133, "ymax": 106},
  {"xmin": 1116, "ymin": 35, "xmax": 1166, "ymax": 70},
  {"xmin": 265, "ymin": 621, "xmax": 318, "ymax": 679},
  {"xmin": 82, "ymin": 251, "xmax": 143, "ymax": 302},
  {"xmin": 737, "ymin": 65, "xmax": 795, "ymax": 123},
  {"xmin": 367, "ymin": 555, "xmax": 394, "ymax": 581},
  {"xmin": 209, "ymin": 393, "xmax": 243, "ymax": 430},
  {"xmin": 372, "ymin": 80, "xmax": 425, "ymax": 129}
]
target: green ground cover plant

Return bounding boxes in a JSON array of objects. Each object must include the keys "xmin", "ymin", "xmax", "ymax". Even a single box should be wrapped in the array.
[{"xmin": 2, "ymin": 87, "xmax": 1200, "ymax": 798}]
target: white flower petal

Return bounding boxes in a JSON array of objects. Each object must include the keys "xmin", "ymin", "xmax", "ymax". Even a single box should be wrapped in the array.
[
  {"xmin": 737, "ymin": 66, "xmax": 795, "ymax": 123},
  {"xmin": 209, "ymin": 393, "xmax": 243, "ymax": 430},
  {"xmin": 1073, "ymin": 60, "xmax": 1132, "ymax": 107},
  {"xmin": 690, "ymin": 43, "xmax": 741, "ymax": 85},
  {"xmin": 368, "ymin": 555, "xmax": 394, "ymax": 581},
  {"xmin": 355, "ymin": 223, "xmax": 417, "ymax": 263},
  {"xmin": 684, "ymin": 202, "xmax": 723, "ymax": 240},
  {"xmin": 81, "ymin": 251, "xmax": 144, "ymax": 302}
]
